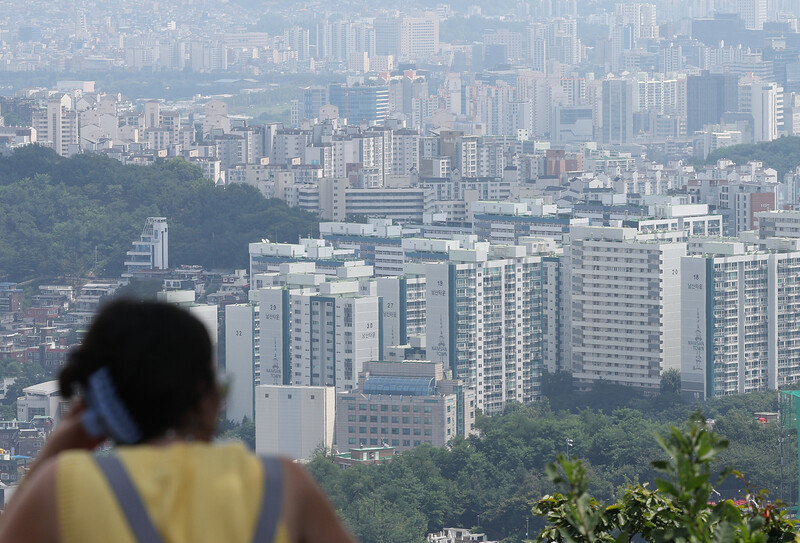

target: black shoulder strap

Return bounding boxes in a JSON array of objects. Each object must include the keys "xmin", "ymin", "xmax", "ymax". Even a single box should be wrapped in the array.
[
  {"xmin": 96, "ymin": 455, "xmax": 164, "ymax": 543},
  {"xmin": 252, "ymin": 456, "xmax": 285, "ymax": 543}
]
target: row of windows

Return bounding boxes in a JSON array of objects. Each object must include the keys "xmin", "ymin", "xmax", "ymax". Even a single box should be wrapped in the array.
[
  {"xmin": 348, "ymin": 415, "xmax": 433, "ymax": 424},
  {"xmin": 348, "ymin": 426, "xmax": 433, "ymax": 436},
  {"xmin": 348, "ymin": 438, "xmax": 430, "ymax": 447},
  {"xmin": 346, "ymin": 403, "xmax": 433, "ymax": 413}
]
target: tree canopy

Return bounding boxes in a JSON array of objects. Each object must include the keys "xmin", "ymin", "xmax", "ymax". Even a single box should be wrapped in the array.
[
  {"xmin": 0, "ymin": 146, "xmax": 319, "ymax": 281},
  {"xmin": 306, "ymin": 389, "xmax": 796, "ymax": 543},
  {"xmin": 533, "ymin": 413, "xmax": 797, "ymax": 542},
  {"xmin": 705, "ymin": 136, "xmax": 800, "ymax": 178}
]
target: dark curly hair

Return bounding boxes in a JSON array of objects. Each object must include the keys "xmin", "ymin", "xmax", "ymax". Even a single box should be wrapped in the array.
[{"xmin": 59, "ymin": 299, "xmax": 216, "ymax": 442}]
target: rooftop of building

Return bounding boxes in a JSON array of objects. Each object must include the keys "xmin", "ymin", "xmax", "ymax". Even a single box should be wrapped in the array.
[{"xmin": 22, "ymin": 380, "xmax": 60, "ymax": 397}]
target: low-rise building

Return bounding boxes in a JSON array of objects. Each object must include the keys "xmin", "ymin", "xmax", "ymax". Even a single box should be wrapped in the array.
[
  {"xmin": 334, "ymin": 360, "xmax": 475, "ymax": 452},
  {"xmin": 254, "ymin": 384, "xmax": 336, "ymax": 461},
  {"xmin": 16, "ymin": 381, "xmax": 65, "ymax": 422}
]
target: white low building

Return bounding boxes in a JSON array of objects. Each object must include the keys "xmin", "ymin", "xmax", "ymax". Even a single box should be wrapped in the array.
[
  {"xmin": 17, "ymin": 381, "xmax": 64, "ymax": 421},
  {"xmin": 255, "ymin": 384, "xmax": 336, "ymax": 461}
]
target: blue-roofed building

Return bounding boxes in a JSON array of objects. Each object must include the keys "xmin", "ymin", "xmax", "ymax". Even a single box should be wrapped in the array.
[{"xmin": 334, "ymin": 360, "xmax": 476, "ymax": 453}]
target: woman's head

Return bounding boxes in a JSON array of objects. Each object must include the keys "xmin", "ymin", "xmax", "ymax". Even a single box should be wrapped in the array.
[{"xmin": 59, "ymin": 299, "xmax": 218, "ymax": 443}]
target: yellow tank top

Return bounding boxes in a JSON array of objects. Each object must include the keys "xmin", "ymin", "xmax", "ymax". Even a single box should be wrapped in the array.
[{"xmin": 57, "ymin": 442, "xmax": 290, "ymax": 543}]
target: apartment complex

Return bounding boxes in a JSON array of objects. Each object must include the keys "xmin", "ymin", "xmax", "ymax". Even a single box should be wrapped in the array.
[
  {"xmin": 424, "ymin": 243, "xmax": 544, "ymax": 414},
  {"xmin": 567, "ymin": 225, "xmax": 686, "ymax": 392},
  {"xmin": 681, "ymin": 239, "xmax": 800, "ymax": 399}
]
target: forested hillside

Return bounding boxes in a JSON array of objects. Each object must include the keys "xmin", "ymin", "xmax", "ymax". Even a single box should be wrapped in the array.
[
  {"xmin": 307, "ymin": 387, "xmax": 793, "ymax": 543},
  {"xmin": 0, "ymin": 146, "xmax": 319, "ymax": 281},
  {"xmin": 705, "ymin": 136, "xmax": 800, "ymax": 178}
]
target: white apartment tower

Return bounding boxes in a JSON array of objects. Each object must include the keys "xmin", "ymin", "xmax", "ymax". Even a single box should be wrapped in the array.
[
  {"xmin": 681, "ymin": 240, "xmax": 800, "ymax": 399},
  {"xmin": 424, "ymin": 243, "xmax": 544, "ymax": 414},
  {"xmin": 739, "ymin": 78, "xmax": 783, "ymax": 143},
  {"xmin": 614, "ymin": 3, "xmax": 659, "ymax": 40},
  {"xmin": 737, "ymin": 0, "xmax": 767, "ymax": 29},
  {"xmin": 401, "ymin": 14, "xmax": 440, "ymax": 59},
  {"xmin": 123, "ymin": 217, "xmax": 169, "ymax": 277},
  {"xmin": 32, "ymin": 99, "xmax": 79, "ymax": 157},
  {"xmin": 258, "ymin": 287, "xmax": 380, "ymax": 392},
  {"xmin": 568, "ymin": 226, "xmax": 686, "ymax": 392},
  {"xmin": 225, "ymin": 303, "xmax": 260, "ymax": 422}
]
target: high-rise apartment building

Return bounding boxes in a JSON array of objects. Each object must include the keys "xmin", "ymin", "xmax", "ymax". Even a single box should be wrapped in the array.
[
  {"xmin": 424, "ymin": 243, "xmax": 544, "ymax": 414},
  {"xmin": 401, "ymin": 14, "xmax": 440, "ymax": 59},
  {"xmin": 739, "ymin": 77, "xmax": 783, "ymax": 142},
  {"xmin": 568, "ymin": 226, "xmax": 686, "ymax": 393},
  {"xmin": 374, "ymin": 14, "xmax": 439, "ymax": 59},
  {"xmin": 682, "ymin": 239, "xmax": 800, "ymax": 399},
  {"xmin": 259, "ymin": 287, "xmax": 380, "ymax": 392},
  {"xmin": 225, "ymin": 303, "xmax": 260, "ymax": 422},
  {"xmin": 31, "ymin": 99, "xmax": 79, "ymax": 157},
  {"xmin": 545, "ymin": 18, "xmax": 580, "ymax": 65},
  {"xmin": 736, "ymin": 0, "xmax": 767, "ymax": 29},
  {"xmin": 614, "ymin": 3, "xmax": 658, "ymax": 40}
]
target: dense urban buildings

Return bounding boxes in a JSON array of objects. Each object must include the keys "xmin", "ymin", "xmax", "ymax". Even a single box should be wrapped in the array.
[{"xmin": 6, "ymin": 0, "xmax": 800, "ymax": 480}]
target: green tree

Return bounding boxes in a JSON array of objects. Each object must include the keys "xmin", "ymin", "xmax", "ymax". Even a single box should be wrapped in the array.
[
  {"xmin": 660, "ymin": 368, "xmax": 681, "ymax": 396},
  {"xmin": 0, "ymin": 146, "xmax": 320, "ymax": 282},
  {"xmin": 532, "ymin": 413, "xmax": 798, "ymax": 542}
]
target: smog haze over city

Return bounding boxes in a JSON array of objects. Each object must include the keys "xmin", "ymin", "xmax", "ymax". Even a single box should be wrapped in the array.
[{"xmin": 3, "ymin": 0, "xmax": 800, "ymax": 540}]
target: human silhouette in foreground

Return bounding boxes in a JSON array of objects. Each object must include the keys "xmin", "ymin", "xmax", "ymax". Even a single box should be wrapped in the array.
[{"xmin": 0, "ymin": 299, "xmax": 357, "ymax": 543}]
